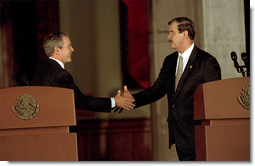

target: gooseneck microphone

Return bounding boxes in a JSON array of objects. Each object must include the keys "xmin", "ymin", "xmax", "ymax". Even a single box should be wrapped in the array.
[
  {"xmin": 230, "ymin": 51, "xmax": 250, "ymax": 77},
  {"xmin": 241, "ymin": 52, "xmax": 250, "ymax": 77},
  {"xmin": 12, "ymin": 74, "xmax": 20, "ymax": 86},
  {"xmin": 231, "ymin": 51, "xmax": 240, "ymax": 73}
]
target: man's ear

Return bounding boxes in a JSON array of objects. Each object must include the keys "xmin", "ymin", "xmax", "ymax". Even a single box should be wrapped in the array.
[
  {"xmin": 183, "ymin": 30, "xmax": 189, "ymax": 39},
  {"xmin": 54, "ymin": 47, "xmax": 60, "ymax": 54}
]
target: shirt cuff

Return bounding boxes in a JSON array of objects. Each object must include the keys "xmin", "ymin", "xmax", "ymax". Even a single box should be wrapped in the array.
[{"xmin": 110, "ymin": 97, "xmax": 116, "ymax": 108}]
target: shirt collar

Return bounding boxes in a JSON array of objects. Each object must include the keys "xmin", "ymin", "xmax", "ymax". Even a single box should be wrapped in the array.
[
  {"xmin": 178, "ymin": 43, "xmax": 194, "ymax": 61},
  {"xmin": 49, "ymin": 57, "xmax": 65, "ymax": 69}
]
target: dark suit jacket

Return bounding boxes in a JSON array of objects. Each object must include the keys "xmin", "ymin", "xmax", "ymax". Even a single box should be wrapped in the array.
[
  {"xmin": 133, "ymin": 45, "xmax": 221, "ymax": 150},
  {"xmin": 31, "ymin": 59, "xmax": 111, "ymax": 112}
]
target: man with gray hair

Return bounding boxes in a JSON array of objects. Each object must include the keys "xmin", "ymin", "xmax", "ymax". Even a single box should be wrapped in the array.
[{"xmin": 32, "ymin": 32, "xmax": 135, "ymax": 112}]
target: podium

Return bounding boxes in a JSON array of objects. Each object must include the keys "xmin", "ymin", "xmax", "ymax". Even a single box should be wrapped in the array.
[
  {"xmin": 194, "ymin": 77, "xmax": 250, "ymax": 161},
  {"xmin": 0, "ymin": 86, "xmax": 78, "ymax": 161}
]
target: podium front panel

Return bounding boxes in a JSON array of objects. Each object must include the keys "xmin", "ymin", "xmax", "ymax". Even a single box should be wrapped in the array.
[
  {"xmin": 0, "ymin": 133, "xmax": 78, "ymax": 161},
  {"xmin": 194, "ymin": 77, "xmax": 250, "ymax": 161},
  {"xmin": 194, "ymin": 77, "xmax": 250, "ymax": 120},
  {"xmin": 0, "ymin": 86, "xmax": 76, "ymax": 129},
  {"xmin": 0, "ymin": 86, "xmax": 78, "ymax": 161},
  {"xmin": 195, "ymin": 124, "xmax": 250, "ymax": 161}
]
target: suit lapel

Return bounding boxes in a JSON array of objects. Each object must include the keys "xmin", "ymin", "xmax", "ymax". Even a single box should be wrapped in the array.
[
  {"xmin": 170, "ymin": 53, "xmax": 178, "ymax": 92},
  {"xmin": 174, "ymin": 45, "xmax": 198, "ymax": 95}
]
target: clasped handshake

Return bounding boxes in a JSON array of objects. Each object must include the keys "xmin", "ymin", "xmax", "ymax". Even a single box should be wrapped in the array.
[{"xmin": 113, "ymin": 85, "xmax": 135, "ymax": 113}]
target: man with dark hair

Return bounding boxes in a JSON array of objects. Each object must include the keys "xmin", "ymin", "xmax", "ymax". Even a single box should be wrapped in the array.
[
  {"xmin": 122, "ymin": 17, "xmax": 221, "ymax": 160},
  {"xmin": 32, "ymin": 32, "xmax": 135, "ymax": 112}
]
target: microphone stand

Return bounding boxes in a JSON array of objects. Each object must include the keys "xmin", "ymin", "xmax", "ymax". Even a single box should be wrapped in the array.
[{"xmin": 230, "ymin": 51, "xmax": 250, "ymax": 77}]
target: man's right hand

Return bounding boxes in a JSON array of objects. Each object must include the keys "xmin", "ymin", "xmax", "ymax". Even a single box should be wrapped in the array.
[
  {"xmin": 114, "ymin": 85, "xmax": 135, "ymax": 113},
  {"xmin": 114, "ymin": 89, "xmax": 135, "ymax": 111}
]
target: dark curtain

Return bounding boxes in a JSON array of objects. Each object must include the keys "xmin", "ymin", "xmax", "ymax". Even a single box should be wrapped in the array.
[
  {"xmin": 120, "ymin": 0, "xmax": 150, "ymax": 89},
  {"xmin": 0, "ymin": 0, "xmax": 14, "ymax": 88},
  {"xmin": 0, "ymin": 0, "xmax": 59, "ymax": 87}
]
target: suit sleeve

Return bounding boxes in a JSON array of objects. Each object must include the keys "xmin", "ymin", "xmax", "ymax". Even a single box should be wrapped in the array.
[
  {"xmin": 54, "ymin": 70, "xmax": 111, "ymax": 113},
  {"xmin": 133, "ymin": 57, "xmax": 171, "ymax": 108}
]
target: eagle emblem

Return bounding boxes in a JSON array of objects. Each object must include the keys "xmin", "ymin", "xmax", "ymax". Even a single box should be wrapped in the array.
[
  {"xmin": 12, "ymin": 94, "xmax": 40, "ymax": 120},
  {"xmin": 237, "ymin": 85, "xmax": 250, "ymax": 110}
]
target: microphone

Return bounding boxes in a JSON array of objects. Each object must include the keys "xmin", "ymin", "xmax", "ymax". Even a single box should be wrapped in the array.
[
  {"xmin": 231, "ymin": 51, "xmax": 239, "ymax": 73},
  {"xmin": 22, "ymin": 74, "xmax": 29, "ymax": 86},
  {"xmin": 12, "ymin": 74, "xmax": 20, "ymax": 86},
  {"xmin": 241, "ymin": 52, "xmax": 250, "ymax": 76},
  {"xmin": 241, "ymin": 52, "xmax": 249, "ymax": 67}
]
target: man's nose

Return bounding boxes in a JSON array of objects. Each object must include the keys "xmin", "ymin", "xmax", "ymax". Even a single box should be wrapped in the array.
[{"xmin": 167, "ymin": 34, "xmax": 171, "ymax": 40}]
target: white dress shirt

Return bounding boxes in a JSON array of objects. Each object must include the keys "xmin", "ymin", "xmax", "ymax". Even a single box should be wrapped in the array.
[{"xmin": 175, "ymin": 43, "xmax": 194, "ymax": 75}]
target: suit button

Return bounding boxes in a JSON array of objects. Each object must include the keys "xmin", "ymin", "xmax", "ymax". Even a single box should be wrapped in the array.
[{"xmin": 172, "ymin": 105, "xmax": 175, "ymax": 108}]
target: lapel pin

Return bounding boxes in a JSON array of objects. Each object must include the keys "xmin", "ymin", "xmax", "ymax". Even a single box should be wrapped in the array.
[{"xmin": 190, "ymin": 65, "xmax": 193, "ymax": 68}]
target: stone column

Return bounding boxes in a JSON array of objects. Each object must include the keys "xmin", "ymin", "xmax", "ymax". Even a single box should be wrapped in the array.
[{"xmin": 202, "ymin": 0, "xmax": 246, "ymax": 79}]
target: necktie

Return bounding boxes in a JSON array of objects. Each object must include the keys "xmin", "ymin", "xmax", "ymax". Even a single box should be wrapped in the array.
[{"xmin": 175, "ymin": 56, "xmax": 183, "ymax": 91}]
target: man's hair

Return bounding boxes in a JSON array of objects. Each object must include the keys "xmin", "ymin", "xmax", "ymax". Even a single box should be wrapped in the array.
[
  {"xmin": 43, "ymin": 32, "xmax": 69, "ymax": 57},
  {"xmin": 168, "ymin": 17, "xmax": 195, "ymax": 40}
]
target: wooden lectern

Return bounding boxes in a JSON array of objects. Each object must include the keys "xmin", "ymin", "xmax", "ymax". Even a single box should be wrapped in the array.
[
  {"xmin": 0, "ymin": 86, "xmax": 78, "ymax": 161},
  {"xmin": 194, "ymin": 77, "xmax": 250, "ymax": 161}
]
